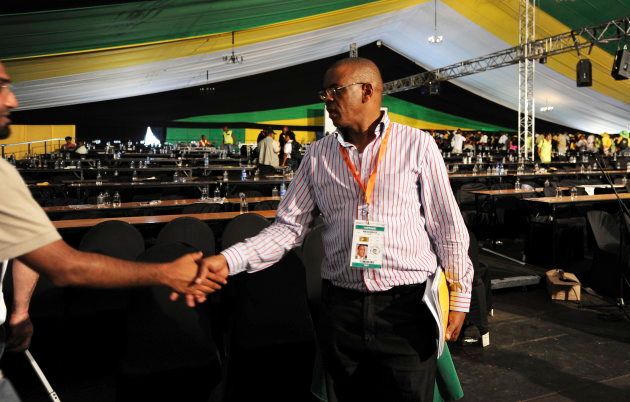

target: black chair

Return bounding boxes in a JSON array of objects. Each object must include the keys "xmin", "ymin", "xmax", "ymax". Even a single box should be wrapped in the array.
[
  {"xmin": 221, "ymin": 214, "xmax": 316, "ymax": 401},
  {"xmin": 63, "ymin": 221, "xmax": 145, "ymax": 381},
  {"xmin": 586, "ymin": 210, "xmax": 629, "ymax": 298},
  {"xmin": 117, "ymin": 242, "xmax": 221, "ymax": 402},
  {"xmin": 74, "ymin": 221, "xmax": 145, "ymax": 312},
  {"xmin": 221, "ymin": 212, "xmax": 271, "ymax": 249},
  {"xmin": 156, "ymin": 217, "xmax": 215, "ymax": 256}
]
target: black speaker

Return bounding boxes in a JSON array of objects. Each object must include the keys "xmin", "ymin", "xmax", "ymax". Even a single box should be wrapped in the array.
[
  {"xmin": 611, "ymin": 49, "xmax": 630, "ymax": 80},
  {"xmin": 576, "ymin": 59, "xmax": 592, "ymax": 87}
]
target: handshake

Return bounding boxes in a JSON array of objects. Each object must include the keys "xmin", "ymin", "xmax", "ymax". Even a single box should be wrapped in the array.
[{"xmin": 163, "ymin": 253, "xmax": 230, "ymax": 307}]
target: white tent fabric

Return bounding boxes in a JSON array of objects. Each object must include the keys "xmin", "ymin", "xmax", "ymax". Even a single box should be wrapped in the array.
[{"xmin": 12, "ymin": 2, "xmax": 630, "ymax": 132}]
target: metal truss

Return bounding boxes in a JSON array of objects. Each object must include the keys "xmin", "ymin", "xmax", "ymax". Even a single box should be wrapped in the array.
[
  {"xmin": 518, "ymin": 0, "xmax": 535, "ymax": 160},
  {"xmin": 382, "ymin": 15, "xmax": 630, "ymax": 118}
]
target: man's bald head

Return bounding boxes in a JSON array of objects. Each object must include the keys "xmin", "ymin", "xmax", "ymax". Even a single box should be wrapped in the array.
[{"xmin": 326, "ymin": 57, "xmax": 383, "ymax": 96}]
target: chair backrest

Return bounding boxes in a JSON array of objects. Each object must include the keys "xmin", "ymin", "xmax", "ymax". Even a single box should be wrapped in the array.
[
  {"xmin": 229, "ymin": 249, "xmax": 314, "ymax": 349},
  {"xmin": 586, "ymin": 210, "xmax": 620, "ymax": 254},
  {"xmin": 79, "ymin": 220, "xmax": 144, "ymax": 260},
  {"xmin": 122, "ymin": 242, "xmax": 220, "ymax": 374},
  {"xmin": 301, "ymin": 224, "xmax": 325, "ymax": 305},
  {"xmin": 221, "ymin": 213, "xmax": 271, "ymax": 249},
  {"xmin": 156, "ymin": 217, "xmax": 215, "ymax": 256},
  {"xmin": 456, "ymin": 182, "xmax": 487, "ymax": 205}
]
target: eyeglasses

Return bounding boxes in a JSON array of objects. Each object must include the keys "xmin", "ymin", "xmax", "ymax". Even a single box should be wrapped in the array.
[{"xmin": 318, "ymin": 82, "xmax": 367, "ymax": 101}]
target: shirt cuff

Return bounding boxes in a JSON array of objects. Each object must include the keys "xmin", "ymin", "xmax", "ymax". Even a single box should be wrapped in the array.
[
  {"xmin": 220, "ymin": 244, "xmax": 248, "ymax": 276},
  {"xmin": 449, "ymin": 291, "xmax": 471, "ymax": 313}
]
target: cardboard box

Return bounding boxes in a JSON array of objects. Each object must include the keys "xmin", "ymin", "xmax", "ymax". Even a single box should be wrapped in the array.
[{"xmin": 546, "ymin": 269, "xmax": 581, "ymax": 301}]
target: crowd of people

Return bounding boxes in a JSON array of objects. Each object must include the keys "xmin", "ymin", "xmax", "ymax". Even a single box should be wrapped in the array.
[{"xmin": 431, "ymin": 129, "xmax": 630, "ymax": 160}]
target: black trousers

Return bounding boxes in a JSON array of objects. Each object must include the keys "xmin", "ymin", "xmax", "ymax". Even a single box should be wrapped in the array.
[{"xmin": 319, "ymin": 280, "xmax": 437, "ymax": 402}]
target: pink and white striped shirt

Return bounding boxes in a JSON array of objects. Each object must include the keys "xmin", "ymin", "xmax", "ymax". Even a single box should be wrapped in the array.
[{"xmin": 222, "ymin": 112, "xmax": 473, "ymax": 312}]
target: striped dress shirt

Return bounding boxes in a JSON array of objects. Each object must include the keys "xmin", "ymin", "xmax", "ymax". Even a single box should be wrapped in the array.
[{"xmin": 222, "ymin": 112, "xmax": 473, "ymax": 312}]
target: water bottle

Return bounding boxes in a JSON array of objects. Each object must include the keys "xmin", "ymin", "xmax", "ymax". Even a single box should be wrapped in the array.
[
  {"xmin": 113, "ymin": 191, "xmax": 121, "ymax": 207},
  {"xmin": 223, "ymin": 170, "xmax": 229, "ymax": 181},
  {"xmin": 96, "ymin": 170, "xmax": 103, "ymax": 185},
  {"xmin": 486, "ymin": 166, "xmax": 492, "ymax": 175},
  {"xmin": 97, "ymin": 160, "xmax": 102, "ymax": 169},
  {"xmin": 138, "ymin": 161, "xmax": 144, "ymax": 169},
  {"xmin": 203, "ymin": 154, "xmax": 209, "ymax": 168},
  {"xmin": 200, "ymin": 185, "xmax": 209, "ymax": 200},
  {"xmin": 271, "ymin": 186, "xmax": 279, "ymax": 199},
  {"xmin": 130, "ymin": 160, "xmax": 135, "ymax": 169},
  {"xmin": 114, "ymin": 169, "xmax": 119, "ymax": 177},
  {"xmin": 131, "ymin": 169, "xmax": 138, "ymax": 182},
  {"xmin": 592, "ymin": 162, "xmax": 597, "ymax": 171},
  {"xmin": 580, "ymin": 164, "xmax": 585, "ymax": 173},
  {"xmin": 239, "ymin": 193, "xmax": 248, "ymax": 213},
  {"xmin": 533, "ymin": 163, "xmax": 538, "ymax": 172},
  {"xmin": 97, "ymin": 192, "xmax": 105, "ymax": 208},
  {"xmin": 177, "ymin": 157, "xmax": 183, "ymax": 167},
  {"xmin": 623, "ymin": 176, "xmax": 628, "ymax": 186},
  {"xmin": 103, "ymin": 191, "xmax": 111, "ymax": 206},
  {"xmin": 279, "ymin": 181, "xmax": 287, "ymax": 198},
  {"xmin": 570, "ymin": 187, "xmax": 578, "ymax": 200},
  {"xmin": 494, "ymin": 163, "xmax": 500, "ymax": 175},
  {"xmin": 514, "ymin": 178, "xmax": 521, "ymax": 190},
  {"xmin": 544, "ymin": 179, "xmax": 550, "ymax": 187},
  {"xmin": 145, "ymin": 156, "xmax": 150, "ymax": 166},
  {"xmin": 254, "ymin": 168, "xmax": 260, "ymax": 181},
  {"xmin": 472, "ymin": 164, "xmax": 478, "ymax": 175},
  {"xmin": 626, "ymin": 163, "xmax": 630, "ymax": 173},
  {"xmin": 77, "ymin": 160, "xmax": 82, "ymax": 169},
  {"xmin": 213, "ymin": 186, "xmax": 221, "ymax": 202},
  {"xmin": 555, "ymin": 187, "xmax": 562, "ymax": 199},
  {"xmin": 173, "ymin": 170, "xmax": 179, "ymax": 182},
  {"xmin": 54, "ymin": 160, "xmax": 60, "ymax": 169},
  {"xmin": 241, "ymin": 168, "xmax": 247, "ymax": 181}
]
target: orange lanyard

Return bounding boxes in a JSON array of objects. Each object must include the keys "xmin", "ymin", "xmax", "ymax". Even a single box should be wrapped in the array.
[{"xmin": 339, "ymin": 124, "xmax": 392, "ymax": 211}]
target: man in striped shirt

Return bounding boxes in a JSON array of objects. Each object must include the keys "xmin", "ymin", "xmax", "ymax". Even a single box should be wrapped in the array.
[{"xmin": 202, "ymin": 58, "xmax": 473, "ymax": 401}]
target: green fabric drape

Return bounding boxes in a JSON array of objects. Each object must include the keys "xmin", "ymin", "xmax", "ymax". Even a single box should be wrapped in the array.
[
  {"xmin": 537, "ymin": 0, "xmax": 630, "ymax": 55},
  {"xmin": 0, "ymin": 0, "xmax": 377, "ymax": 59}
]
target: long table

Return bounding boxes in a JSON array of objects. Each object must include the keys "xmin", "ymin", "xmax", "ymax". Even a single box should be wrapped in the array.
[
  {"xmin": 43, "ymin": 196, "xmax": 280, "ymax": 213},
  {"xmin": 52, "ymin": 210, "xmax": 277, "ymax": 230}
]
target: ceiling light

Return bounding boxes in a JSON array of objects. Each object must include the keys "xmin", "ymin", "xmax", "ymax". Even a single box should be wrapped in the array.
[
  {"xmin": 428, "ymin": 0, "xmax": 444, "ymax": 45},
  {"xmin": 223, "ymin": 31, "xmax": 244, "ymax": 64}
]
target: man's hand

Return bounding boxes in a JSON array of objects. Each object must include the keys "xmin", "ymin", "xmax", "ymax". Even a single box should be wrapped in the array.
[
  {"xmin": 445, "ymin": 311, "xmax": 467, "ymax": 341},
  {"xmin": 6, "ymin": 312, "xmax": 33, "ymax": 352},
  {"xmin": 167, "ymin": 253, "xmax": 229, "ymax": 307}
]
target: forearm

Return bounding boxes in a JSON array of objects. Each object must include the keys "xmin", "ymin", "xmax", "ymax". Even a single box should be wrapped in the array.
[
  {"xmin": 11, "ymin": 259, "xmax": 39, "ymax": 316},
  {"xmin": 20, "ymin": 240, "xmax": 168, "ymax": 288}
]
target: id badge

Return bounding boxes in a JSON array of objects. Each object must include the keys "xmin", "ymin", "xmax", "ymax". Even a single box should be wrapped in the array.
[{"xmin": 350, "ymin": 220, "xmax": 385, "ymax": 269}]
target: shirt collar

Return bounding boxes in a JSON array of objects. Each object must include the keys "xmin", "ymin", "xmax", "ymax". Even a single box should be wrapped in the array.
[{"xmin": 335, "ymin": 110, "xmax": 390, "ymax": 148}]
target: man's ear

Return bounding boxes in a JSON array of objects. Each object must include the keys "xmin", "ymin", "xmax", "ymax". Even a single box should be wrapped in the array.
[{"xmin": 362, "ymin": 83, "xmax": 374, "ymax": 103}]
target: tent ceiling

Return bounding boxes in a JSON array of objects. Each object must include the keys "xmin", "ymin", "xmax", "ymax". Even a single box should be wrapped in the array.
[{"xmin": 3, "ymin": 0, "xmax": 629, "ymax": 133}]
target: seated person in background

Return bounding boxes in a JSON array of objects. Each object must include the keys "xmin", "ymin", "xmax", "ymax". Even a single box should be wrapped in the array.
[
  {"xmin": 74, "ymin": 140, "xmax": 88, "ymax": 155},
  {"xmin": 61, "ymin": 136, "xmax": 76, "ymax": 151},
  {"xmin": 199, "ymin": 135, "xmax": 211, "ymax": 147}
]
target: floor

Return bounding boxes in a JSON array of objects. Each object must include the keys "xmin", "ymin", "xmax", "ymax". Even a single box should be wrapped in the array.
[{"xmin": 2, "ymin": 243, "xmax": 630, "ymax": 402}]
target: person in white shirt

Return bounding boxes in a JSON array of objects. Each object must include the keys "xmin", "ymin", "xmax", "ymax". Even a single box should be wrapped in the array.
[
  {"xmin": 281, "ymin": 132, "xmax": 292, "ymax": 167},
  {"xmin": 498, "ymin": 133, "xmax": 509, "ymax": 150},
  {"xmin": 451, "ymin": 130, "xmax": 465, "ymax": 154}
]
